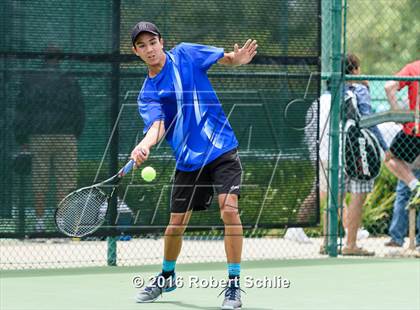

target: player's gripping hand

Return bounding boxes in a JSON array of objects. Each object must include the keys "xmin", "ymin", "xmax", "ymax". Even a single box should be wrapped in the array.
[{"xmin": 131, "ymin": 145, "xmax": 150, "ymax": 167}]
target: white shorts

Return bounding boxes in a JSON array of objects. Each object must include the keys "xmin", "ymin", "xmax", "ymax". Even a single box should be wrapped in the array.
[
  {"xmin": 344, "ymin": 177, "xmax": 374, "ymax": 193},
  {"xmin": 319, "ymin": 160, "xmax": 374, "ymax": 194}
]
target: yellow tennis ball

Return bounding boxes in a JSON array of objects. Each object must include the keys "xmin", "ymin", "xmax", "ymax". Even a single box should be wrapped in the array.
[{"xmin": 141, "ymin": 166, "xmax": 156, "ymax": 182}]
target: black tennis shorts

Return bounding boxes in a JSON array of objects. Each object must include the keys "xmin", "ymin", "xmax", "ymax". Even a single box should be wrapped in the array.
[
  {"xmin": 389, "ymin": 130, "xmax": 420, "ymax": 164},
  {"xmin": 170, "ymin": 148, "xmax": 242, "ymax": 213}
]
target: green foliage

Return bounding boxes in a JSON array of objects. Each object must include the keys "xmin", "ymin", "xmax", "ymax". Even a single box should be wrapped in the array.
[{"xmin": 362, "ymin": 166, "xmax": 398, "ymax": 235}]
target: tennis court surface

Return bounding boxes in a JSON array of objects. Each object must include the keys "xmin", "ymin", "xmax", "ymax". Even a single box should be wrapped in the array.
[{"xmin": 1, "ymin": 258, "xmax": 419, "ymax": 310}]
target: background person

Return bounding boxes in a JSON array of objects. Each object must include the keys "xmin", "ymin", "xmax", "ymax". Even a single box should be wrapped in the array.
[
  {"xmin": 383, "ymin": 60, "xmax": 420, "ymax": 248},
  {"xmin": 384, "ymin": 60, "xmax": 420, "ymax": 208},
  {"xmin": 341, "ymin": 53, "xmax": 388, "ymax": 256},
  {"xmin": 14, "ymin": 44, "xmax": 85, "ymax": 232}
]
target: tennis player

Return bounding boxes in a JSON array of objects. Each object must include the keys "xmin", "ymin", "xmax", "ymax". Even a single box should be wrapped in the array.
[{"xmin": 130, "ymin": 21, "xmax": 257, "ymax": 309}]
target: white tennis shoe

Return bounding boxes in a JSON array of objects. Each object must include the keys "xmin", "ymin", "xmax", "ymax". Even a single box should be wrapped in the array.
[
  {"xmin": 135, "ymin": 273, "xmax": 176, "ymax": 303},
  {"xmin": 220, "ymin": 285, "xmax": 244, "ymax": 310}
]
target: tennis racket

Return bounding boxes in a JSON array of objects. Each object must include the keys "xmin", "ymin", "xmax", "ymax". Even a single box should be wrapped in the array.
[{"xmin": 55, "ymin": 159, "xmax": 136, "ymax": 237}]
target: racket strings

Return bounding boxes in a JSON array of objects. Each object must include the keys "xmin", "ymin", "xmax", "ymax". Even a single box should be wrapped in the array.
[{"xmin": 56, "ymin": 187, "xmax": 108, "ymax": 237}]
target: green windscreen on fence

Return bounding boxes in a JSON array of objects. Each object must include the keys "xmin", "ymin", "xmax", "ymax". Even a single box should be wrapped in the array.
[{"xmin": 0, "ymin": 0, "xmax": 321, "ymax": 237}]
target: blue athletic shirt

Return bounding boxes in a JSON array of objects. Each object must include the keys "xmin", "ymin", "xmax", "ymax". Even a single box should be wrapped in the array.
[{"xmin": 137, "ymin": 43, "xmax": 238, "ymax": 171}]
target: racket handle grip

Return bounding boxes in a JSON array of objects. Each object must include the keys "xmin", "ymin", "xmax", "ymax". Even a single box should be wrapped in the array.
[{"xmin": 119, "ymin": 160, "xmax": 135, "ymax": 177}]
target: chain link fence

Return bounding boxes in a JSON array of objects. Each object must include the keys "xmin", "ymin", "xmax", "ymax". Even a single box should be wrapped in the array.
[
  {"xmin": 1, "ymin": 0, "xmax": 321, "ymax": 269},
  {"xmin": 319, "ymin": 0, "xmax": 420, "ymax": 258},
  {"xmin": 1, "ymin": 0, "xmax": 419, "ymax": 270}
]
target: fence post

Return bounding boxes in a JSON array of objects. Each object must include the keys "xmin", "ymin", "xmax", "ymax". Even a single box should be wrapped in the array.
[
  {"xmin": 107, "ymin": 236, "xmax": 117, "ymax": 266},
  {"xmin": 107, "ymin": 0, "xmax": 121, "ymax": 267},
  {"xmin": 327, "ymin": 0, "xmax": 343, "ymax": 257}
]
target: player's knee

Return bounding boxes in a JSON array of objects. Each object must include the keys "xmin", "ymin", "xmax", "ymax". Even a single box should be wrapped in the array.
[
  {"xmin": 219, "ymin": 194, "xmax": 238, "ymax": 209},
  {"xmin": 220, "ymin": 200, "xmax": 238, "ymax": 212},
  {"xmin": 166, "ymin": 213, "xmax": 189, "ymax": 235},
  {"xmin": 220, "ymin": 205, "xmax": 241, "ymax": 224}
]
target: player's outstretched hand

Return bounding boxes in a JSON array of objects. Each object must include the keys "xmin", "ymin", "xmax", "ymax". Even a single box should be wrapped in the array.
[
  {"xmin": 131, "ymin": 145, "xmax": 149, "ymax": 167},
  {"xmin": 233, "ymin": 39, "xmax": 258, "ymax": 66}
]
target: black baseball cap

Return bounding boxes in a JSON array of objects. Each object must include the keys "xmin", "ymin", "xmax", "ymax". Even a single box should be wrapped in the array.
[{"xmin": 131, "ymin": 21, "xmax": 161, "ymax": 46}]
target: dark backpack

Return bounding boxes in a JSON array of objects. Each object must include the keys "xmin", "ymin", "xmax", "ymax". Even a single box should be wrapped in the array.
[{"xmin": 342, "ymin": 88, "xmax": 382, "ymax": 181}]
